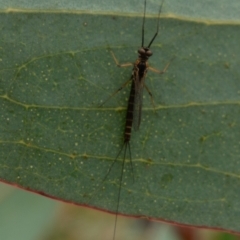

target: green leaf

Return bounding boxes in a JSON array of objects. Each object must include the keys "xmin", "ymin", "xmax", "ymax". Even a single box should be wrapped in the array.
[{"xmin": 0, "ymin": 0, "xmax": 240, "ymax": 235}]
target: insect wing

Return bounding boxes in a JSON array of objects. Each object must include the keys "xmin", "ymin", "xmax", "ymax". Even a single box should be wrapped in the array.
[{"xmin": 133, "ymin": 71, "xmax": 146, "ymax": 131}]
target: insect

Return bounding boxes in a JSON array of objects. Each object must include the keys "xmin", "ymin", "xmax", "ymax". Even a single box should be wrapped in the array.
[{"xmin": 99, "ymin": 0, "xmax": 173, "ymax": 239}]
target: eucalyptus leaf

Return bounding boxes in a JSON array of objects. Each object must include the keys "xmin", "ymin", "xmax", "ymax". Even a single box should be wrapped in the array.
[{"xmin": 0, "ymin": 0, "xmax": 240, "ymax": 234}]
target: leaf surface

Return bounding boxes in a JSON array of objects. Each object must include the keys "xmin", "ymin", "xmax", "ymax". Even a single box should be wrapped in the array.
[{"xmin": 0, "ymin": 0, "xmax": 240, "ymax": 234}]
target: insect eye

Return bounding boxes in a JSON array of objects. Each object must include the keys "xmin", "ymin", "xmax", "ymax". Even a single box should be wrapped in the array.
[
  {"xmin": 138, "ymin": 48, "xmax": 145, "ymax": 54},
  {"xmin": 146, "ymin": 50, "xmax": 152, "ymax": 56}
]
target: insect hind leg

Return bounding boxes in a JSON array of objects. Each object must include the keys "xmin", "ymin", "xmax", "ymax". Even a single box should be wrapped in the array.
[{"xmin": 144, "ymin": 83, "xmax": 157, "ymax": 113}]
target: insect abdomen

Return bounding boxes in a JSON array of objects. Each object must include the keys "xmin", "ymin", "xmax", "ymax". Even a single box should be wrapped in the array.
[{"xmin": 124, "ymin": 80, "xmax": 135, "ymax": 142}]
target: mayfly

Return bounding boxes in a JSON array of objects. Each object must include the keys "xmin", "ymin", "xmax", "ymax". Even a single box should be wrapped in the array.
[{"xmin": 99, "ymin": 0, "xmax": 172, "ymax": 239}]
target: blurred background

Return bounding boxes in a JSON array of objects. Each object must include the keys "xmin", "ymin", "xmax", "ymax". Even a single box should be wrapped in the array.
[{"xmin": 0, "ymin": 182, "xmax": 238, "ymax": 240}]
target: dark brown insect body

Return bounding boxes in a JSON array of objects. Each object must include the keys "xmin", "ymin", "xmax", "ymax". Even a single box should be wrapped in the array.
[
  {"xmin": 99, "ymin": 0, "xmax": 173, "ymax": 239},
  {"xmin": 124, "ymin": 49, "xmax": 152, "ymax": 142}
]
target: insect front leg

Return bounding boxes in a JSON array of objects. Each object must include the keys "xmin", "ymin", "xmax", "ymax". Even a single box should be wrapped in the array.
[
  {"xmin": 110, "ymin": 50, "xmax": 133, "ymax": 68},
  {"xmin": 149, "ymin": 56, "xmax": 175, "ymax": 74}
]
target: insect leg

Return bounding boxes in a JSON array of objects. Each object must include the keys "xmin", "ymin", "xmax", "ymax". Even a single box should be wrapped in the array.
[
  {"xmin": 110, "ymin": 50, "xmax": 133, "ymax": 68},
  {"xmin": 144, "ymin": 83, "xmax": 156, "ymax": 111},
  {"xmin": 99, "ymin": 78, "xmax": 132, "ymax": 107},
  {"xmin": 149, "ymin": 56, "xmax": 175, "ymax": 74}
]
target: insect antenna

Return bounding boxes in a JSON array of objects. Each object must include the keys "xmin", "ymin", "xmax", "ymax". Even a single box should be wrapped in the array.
[
  {"xmin": 147, "ymin": 0, "xmax": 165, "ymax": 48},
  {"xmin": 141, "ymin": 0, "xmax": 147, "ymax": 47}
]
